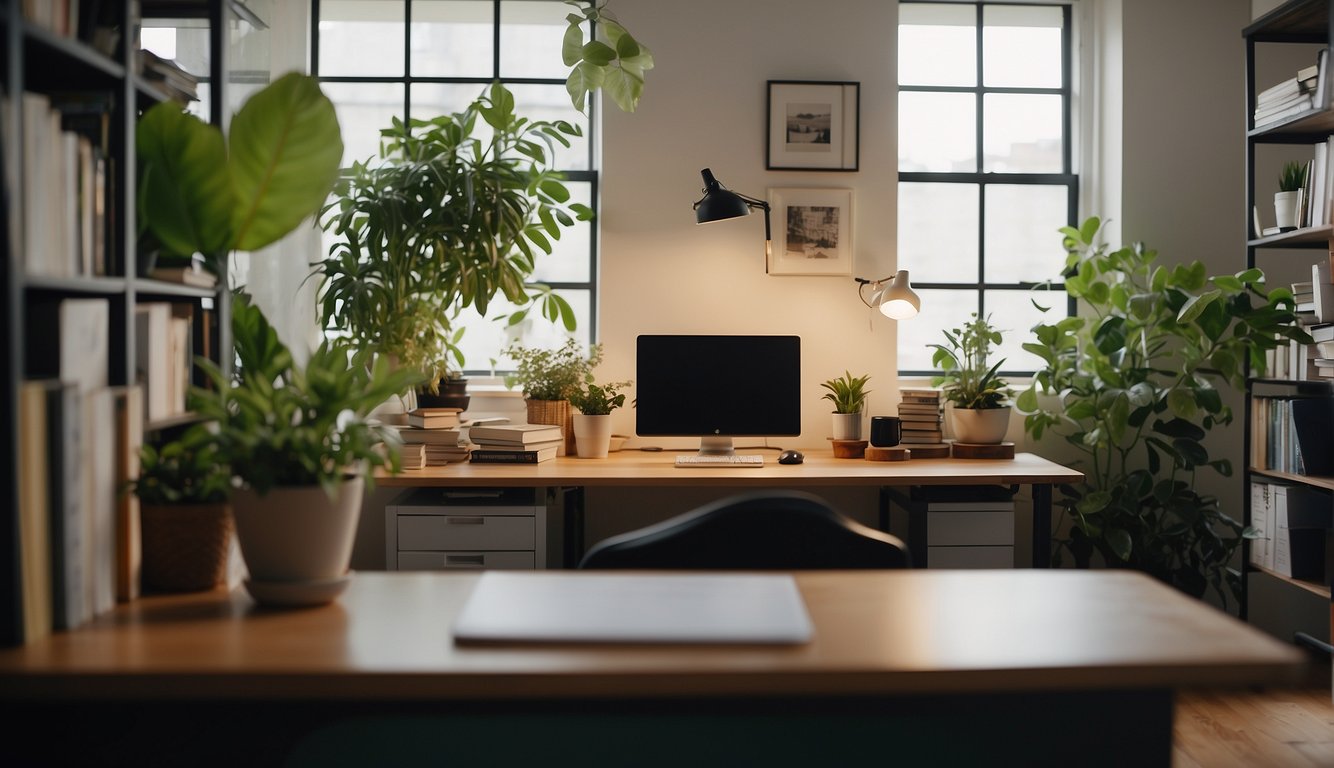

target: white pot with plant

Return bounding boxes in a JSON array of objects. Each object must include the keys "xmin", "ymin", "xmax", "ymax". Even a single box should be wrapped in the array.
[
  {"xmin": 506, "ymin": 339, "xmax": 603, "ymax": 456},
  {"xmin": 821, "ymin": 371, "xmax": 872, "ymax": 441},
  {"xmin": 930, "ymin": 313, "xmax": 1013, "ymax": 445},
  {"xmin": 1275, "ymin": 160, "xmax": 1307, "ymax": 231},
  {"xmin": 569, "ymin": 380, "xmax": 631, "ymax": 459}
]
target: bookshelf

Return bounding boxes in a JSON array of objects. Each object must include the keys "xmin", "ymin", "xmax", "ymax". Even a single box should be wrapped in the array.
[
  {"xmin": 1243, "ymin": 0, "xmax": 1334, "ymax": 648},
  {"xmin": 0, "ymin": 0, "xmax": 246, "ymax": 646}
]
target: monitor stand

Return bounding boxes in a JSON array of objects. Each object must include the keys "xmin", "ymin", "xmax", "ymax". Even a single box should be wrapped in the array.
[{"xmin": 697, "ymin": 436, "xmax": 735, "ymax": 456}]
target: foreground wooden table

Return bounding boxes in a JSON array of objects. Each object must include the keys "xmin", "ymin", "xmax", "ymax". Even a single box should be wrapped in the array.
[
  {"xmin": 0, "ymin": 570, "xmax": 1302, "ymax": 765},
  {"xmin": 380, "ymin": 450, "xmax": 1084, "ymax": 567}
]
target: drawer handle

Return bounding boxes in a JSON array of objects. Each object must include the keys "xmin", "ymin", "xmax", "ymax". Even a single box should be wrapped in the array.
[
  {"xmin": 446, "ymin": 517, "xmax": 486, "ymax": 525},
  {"xmin": 444, "ymin": 554, "xmax": 486, "ymax": 567}
]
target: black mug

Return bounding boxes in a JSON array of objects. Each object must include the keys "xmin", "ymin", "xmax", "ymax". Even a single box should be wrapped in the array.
[{"xmin": 870, "ymin": 416, "xmax": 902, "ymax": 447}]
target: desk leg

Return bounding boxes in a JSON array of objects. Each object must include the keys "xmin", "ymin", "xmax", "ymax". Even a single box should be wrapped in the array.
[
  {"xmin": 563, "ymin": 486, "xmax": 585, "ymax": 569},
  {"xmin": 1032, "ymin": 483, "xmax": 1052, "ymax": 568}
]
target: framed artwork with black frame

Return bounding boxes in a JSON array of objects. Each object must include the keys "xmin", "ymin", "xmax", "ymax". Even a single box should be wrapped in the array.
[
  {"xmin": 767, "ymin": 187, "xmax": 854, "ymax": 276},
  {"xmin": 766, "ymin": 81, "xmax": 860, "ymax": 171}
]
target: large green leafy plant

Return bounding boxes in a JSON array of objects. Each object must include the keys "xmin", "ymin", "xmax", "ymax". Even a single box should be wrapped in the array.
[
  {"xmin": 191, "ymin": 296, "xmax": 424, "ymax": 496},
  {"xmin": 563, "ymin": 0, "xmax": 654, "ymax": 113},
  {"xmin": 137, "ymin": 72, "xmax": 342, "ymax": 273},
  {"xmin": 318, "ymin": 82, "xmax": 592, "ymax": 390},
  {"xmin": 930, "ymin": 313, "xmax": 1012, "ymax": 409},
  {"xmin": 1018, "ymin": 217, "xmax": 1306, "ymax": 606}
]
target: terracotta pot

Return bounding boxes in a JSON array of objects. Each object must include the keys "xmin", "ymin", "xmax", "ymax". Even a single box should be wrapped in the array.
[{"xmin": 140, "ymin": 502, "xmax": 233, "ymax": 592}]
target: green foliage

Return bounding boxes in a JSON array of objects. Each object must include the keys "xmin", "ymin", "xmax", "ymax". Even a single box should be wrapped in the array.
[
  {"xmin": 190, "ymin": 295, "xmax": 425, "ymax": 497},
  {"xmin": 563, "ymin": 0, "xmax": 654, "ymax": 113},
  {"xmin": 505, "ymin": 339, "xmax": 603, "ymax": 401},
  {"xmin": 930, "ymin": 313, "xmax": 1012, "ymax": 409},
  {"xmin": 1018, "ymin": 217, "xmax": 1308, "ymax": 607},
  {"xmin": 1279, "ymin": 160, "xmax": 1308, "ymax": 193},
  {"xmin": 318, "ymin": 82, "xmax": 591, "ymax": 388},
  {"xmin": 137, "ymin": 72, "xmax": 343, "ymax": 272},
  {"xmin": 130, "ymin": 427, "xmax": 231, "ymax": 505},
  {"xmin": 820, "ymin": 371, "xmax": 872, "ymax": 414},
  {"xmin": 568, "ymin": 380, "xmax": 631, "ymax": 415}
]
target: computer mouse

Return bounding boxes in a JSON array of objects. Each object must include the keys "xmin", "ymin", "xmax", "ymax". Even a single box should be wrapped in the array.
[{"xmin": 778, "ymin": 450, "xmax": 804, "ymax": 465}]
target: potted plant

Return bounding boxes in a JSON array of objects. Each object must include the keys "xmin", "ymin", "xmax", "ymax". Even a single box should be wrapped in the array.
[
  {"xmin": 1018, "ymin": 216, "xmax": 1307, "ymax": 607},
  {"xmin": 562, "ymin": 0, "xmax": 655, "ymax": 113},
  {"xmin": 568, "ymin": 380, "xmax": 631, "ymax": 458},
  {"xmin": 821, "ymin": 371, "xmax": 872, "ymax": 440},
  {"xmin": 190, "ymin": 296, "xmax": 423, "ymax": 605},
  {"xmin": 128, "ymin": 427, "xmax": 233, "ymax": 593},
  {"xmin": 1274, "ymin": 160, "xmax": 1307, "ymax": 231},
  {"xmin": 505, "ymin": 339, "xmax": 603, "ymax": 455},
  {"xmin": 317, "ymin": 82, "xmax": 592, "ymax": 403},
  {"xmin": 930, "ymin": 313, "xmax": 1013, "ymax": 444}
]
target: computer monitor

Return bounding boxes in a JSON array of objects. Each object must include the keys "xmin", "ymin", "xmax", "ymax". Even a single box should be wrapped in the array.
[{"xmin": 636, "ymin": 335, "xmax": 802, "ymax": 455}]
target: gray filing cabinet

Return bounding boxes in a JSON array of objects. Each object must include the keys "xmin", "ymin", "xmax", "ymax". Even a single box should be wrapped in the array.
[{"xmin": 387, "ymin": 487, "xmax": 547, "ymax": 570}]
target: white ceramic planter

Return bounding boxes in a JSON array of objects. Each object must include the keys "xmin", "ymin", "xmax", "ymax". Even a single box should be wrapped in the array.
[
  {"xmin": 573, "ymin": 414, "xmax": 613, "ymax": 458},
  {"xmin": 950, "ymin": 406, "xmax": 1011, "ymax": 445},
  {"xmin": 1275, "ymin": 190, "xmax": 1301, "ymax": 230},
  {"xmin": 231, "ymin": 476, "xmax": 363, "ymax": 585},
  {"xmin": 831, "ymin": 412, "xmax": 863, "ymax": 441}
]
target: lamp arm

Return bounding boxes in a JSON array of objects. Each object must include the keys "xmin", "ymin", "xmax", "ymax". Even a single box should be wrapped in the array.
[{"xmin": 854, "ymin": 276, "xmax": 881, "ymax": 310}]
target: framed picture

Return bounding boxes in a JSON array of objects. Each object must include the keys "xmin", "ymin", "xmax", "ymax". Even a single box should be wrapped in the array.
[
  {"xmin": 768, "ymin": 188, "xmax": 854, "ymax": 276},
  {"xmin": 766, "ymin": 81, "xmax": 860, "ymax": 171}
]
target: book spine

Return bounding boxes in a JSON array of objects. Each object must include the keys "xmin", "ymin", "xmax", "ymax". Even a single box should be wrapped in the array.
[{"xmin": 470, "ymin": 451, "xmax": 540, "ymax": 464}]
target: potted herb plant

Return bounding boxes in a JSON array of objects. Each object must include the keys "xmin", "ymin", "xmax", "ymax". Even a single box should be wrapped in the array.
[
  {"xmin": 191, "ymin": 296, "xmax": 423, "ymax": 605},
  {"xmin": 128, "ymin": 427, "xmax": 233, "ymax": 593},
  {"xmin": 821, "ymin": 371, "xmax": 872, "ymax": 440},
  {"xmin": 1018, "ymin": 216, "xmax": 1307, "ymax": 607},
  {"xmin": 317, "ymin": 82, "xmax": 591, "ymax": 402},
  {"xmin": 505, "ymin": 339, "xmax": 603, "ymax": 455},
  {"xmin": 930, "ymin": 314, "xmax": 1013, "ymax": 444},
  {"xmin": 568, "ymin": 380, "xmax": 631, "ymax": 458},
  {"xmin": 1274, "ymin": 160, "xmax": 1307, "ymax": 231}
]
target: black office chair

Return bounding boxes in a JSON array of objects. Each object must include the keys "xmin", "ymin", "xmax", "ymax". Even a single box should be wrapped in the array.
[{"xmin": 578, "ymin": 490, "xmax": 911, "ymax": 569}]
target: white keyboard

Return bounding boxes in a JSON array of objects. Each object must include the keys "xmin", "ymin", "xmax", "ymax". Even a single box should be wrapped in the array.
[{"xmin": 675, "ymin": 454, "xmax": 765, "ymax": 467}]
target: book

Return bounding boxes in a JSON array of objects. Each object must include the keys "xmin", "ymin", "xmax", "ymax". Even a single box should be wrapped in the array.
[
  {"xmin": 27, "ymin": 298, "xmax": 109, "ymax": 395},
  {"xmin": 18, "ymin": 381, "xmax": 53, "ymax": 644},
  {"xmin": 470, "ymin": 446, "xmax": 559, "ymax": 464},
  {"xmin": 83, "ymin": 387, "xmax": 116, "ymax": 618},
  {"xmin": 134, "ymin": 303, "xmax": 174, "ymax": 421},
  {"xmin": 111, "ymin": 386, "xmax": 143, "ymax": 603},
  {"xmin": 1314, "ymin": 261, "xmax": 1334, "ymax": 324},
  {"xmin": 394, "ymin": 426, "xmax": 463, "ymax": 445},
  {"xmin": 1290, "ymin": 397, "xmax": 1334, "ymax": 475},
  {"xmin": 468, "ymin": 423, "xmax": 564, "ymax": 444},
  {"xmin": 400, "ymin": 443, "xmax": 427, "ymax": 470},
  {"xmin": 406, "ymin": 409, "xmax": 462, "ymax": 429},
  {"xmin": 43, "ymin": 381, "xmax": 85, "ymax": 630},
  {"xmin": 468, "ymin": 437, "xmax": 563, "ymax": 451},
  {"xmin": 149, "ymin": 265, "xmax": 218, "ymax": 288}
]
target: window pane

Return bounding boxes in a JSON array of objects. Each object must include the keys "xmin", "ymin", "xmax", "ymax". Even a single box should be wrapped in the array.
[
  {"xmin": 982, "ymin": 93, "xmax": 1062, "ymax": 173},
  {"xmin": 500, "ymin": 0, "xmax": 568, "ymax": 79},
  {"xmin": 530, "ymin": 181, "xmax": 592, "ymax": 283},
  {"xmin": 460, "ymin": 289, "xmax": 591, "ymax": 373},
  {"xmin": 411, "ymin": 0, "xmax": 494, "ymax": 78},
  {"xmin": 322, "ymin": 82, "xmax": 405, "ymax": 167},
  {"xmin": 898, "ymin": 3, "xmax": 975, "ymax": 87},
  {"xmin": 896, "ymin": 289, "xmax": 980, "ymax": 373},
  {"xmin": 983, "ymin": 5, "xmax": 1063, "ymax": 88},
  {"xmin": 985, "ymin": 289, "xmax": 1062, "ymax": 373},
  {"xmin": 411, "ymin": 82, "xmax": 489, "ymax": 123},
  {"xmin": 983, "ymin": 185, "xmax": 1069, "ymax": 283},
  {"xmin": 508, "ymin": 84, "xmax": 590, "ymax": 170},
  {"xmin": 899, "ymin": 92, "xmax": 976, "ymax": 172},
  {"xmin": 898, "ymin": 183, "xmax": 979, "ymax": 284},
  {"xmin": 319, "ymin": 0, "xmax": 405, "ymax": 77}
]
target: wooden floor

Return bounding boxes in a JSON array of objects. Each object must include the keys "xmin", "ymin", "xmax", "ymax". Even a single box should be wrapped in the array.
[{"xmin": 1174, "ymin": 653, "xmax": 1334, "ymax": 767}]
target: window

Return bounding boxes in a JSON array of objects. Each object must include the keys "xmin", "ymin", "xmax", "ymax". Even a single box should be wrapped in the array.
[
  {"xmin": 312, "ymin": 0, "xmax": 597, "ymax": 374},
  {"xmin": 897, "ymin": 2, "xmax": 1075, "ymax": 375}
]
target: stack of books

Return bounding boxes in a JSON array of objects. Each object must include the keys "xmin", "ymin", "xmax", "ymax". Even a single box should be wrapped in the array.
[
  {"xmin": 897, "ymin": 388, "xmax": 943, "ymax": 445},
  {"xmin": 469, "ymin": 424, "xmax": 564, "ymax": 464},
  {"xmin": 1253, "ymin": 52, "xmax": 1324, "ymax": 129},
  {"xmin": 396, "ymin": 407, "xmax": 469, "ymax": 467},
  {"xmin": 137, "ymin": 49, "xmax": 200, "ymax": 105},
  {"xmin": 1268, "ymin": 261, "xmax": 1334, "ymax": 380}
]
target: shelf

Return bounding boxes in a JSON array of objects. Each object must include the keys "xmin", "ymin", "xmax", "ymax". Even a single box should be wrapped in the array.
[
  {"xmin": 1250, "ymin": 563, "xmax": 1331, "ymax": 599},
  {"xmin": 1250, "ymin": 108, "xmax": 1334, "ymax": 139},
  {"xmin": 1248, "ymin": 467, "xmax": 1334, "ymax": 492},
  {"xmin": 1248, "ymin": 224, "xmax": 1334, "ymax": 247},
  {"xmin": 20, "ymin": 21, "xmax": 124, "ymax": 85},
  {"xmin": 1250, "ymin": 378, "xmax": 1334, "ymax": 397},
  {"xmin": 133, "ymin": 279, "xmax": 220, "ymax": 300},
  {"xmin": 144, "ymin": 412, "xmax": 205, "ymax": 433},
  {"xmin": 1245, "ymin": 0, "xmax": 1330, "ymax": 39},
  {"xmin": 22, "ymin": 275, "xmax": 128, "ymax": 295}
]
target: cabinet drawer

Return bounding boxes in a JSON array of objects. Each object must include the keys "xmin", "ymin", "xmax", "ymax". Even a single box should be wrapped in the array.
[
  {"xmin": 399, "ymin": 514, "xmax": 535, "ymax": 551},
  {"xmin": 398, "ymin": 551, "xmax": 536, "ymax": 570},
  {"xmin": 927, "ymin": 546, "xmax": 1014, "ymax": 569},
  {"xmin": 927, "ymin": 510, "xmax": 1014, "ymax": 546}
]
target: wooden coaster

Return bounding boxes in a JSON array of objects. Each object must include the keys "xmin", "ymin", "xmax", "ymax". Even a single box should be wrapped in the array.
[
  {"xmin": 830, "ymin": 439, "xmax": 869, "ymax": 459},
  {"xmin": 951, "ymin": 441, "xmax": 1016, "ymax": 459},
  {"xmin": 865, "ymin": 446, "xmax": 910, "ymax": 462},
  {"xmin": 902, "ymin": 443, "xmax": 951, "ymax": 459}
]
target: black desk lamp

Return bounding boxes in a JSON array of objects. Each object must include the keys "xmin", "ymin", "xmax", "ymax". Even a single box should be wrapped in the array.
[
  {"xmin": 693, "ymin": 168, "xmax": 772, "ymax": 266},
  {"xmin": 855, "ymin": 270, "xmax": 920, "ymax": 320}
]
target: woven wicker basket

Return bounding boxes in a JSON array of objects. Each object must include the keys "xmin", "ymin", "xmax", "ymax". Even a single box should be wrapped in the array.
[
  {"xmin": 525, "ymin": 398, "xmax": 574, "ymax": 456},
  {"xmin": 140, "ymin": 503, "xmax": 233, "ymax": 592}
]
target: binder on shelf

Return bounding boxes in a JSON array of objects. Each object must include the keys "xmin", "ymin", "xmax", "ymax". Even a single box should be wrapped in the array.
[{"xmin": 1291, "ymin": 397, "xmax": 1334, "ymax": 476}]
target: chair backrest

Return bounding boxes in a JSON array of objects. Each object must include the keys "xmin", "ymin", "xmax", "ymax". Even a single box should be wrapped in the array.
[{"xmin": 577, "ymin": 490, "xmax": 911, "ymax": 570}]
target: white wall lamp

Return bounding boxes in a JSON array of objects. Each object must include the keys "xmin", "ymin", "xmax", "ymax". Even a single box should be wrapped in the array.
[{"xmin": 855, "ymin": 270, "xmax": 920, "ymax": 320}]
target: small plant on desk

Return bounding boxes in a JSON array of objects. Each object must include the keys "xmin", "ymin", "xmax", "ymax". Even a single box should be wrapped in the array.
[{"xmin": 821, "ymin": 371, "xmax": 871, "ymax": 441}]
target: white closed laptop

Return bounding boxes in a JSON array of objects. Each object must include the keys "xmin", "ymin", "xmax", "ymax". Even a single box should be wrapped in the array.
[{"xmin": 451, "ymin": 572, "xmax": 814, "ymax": 645}]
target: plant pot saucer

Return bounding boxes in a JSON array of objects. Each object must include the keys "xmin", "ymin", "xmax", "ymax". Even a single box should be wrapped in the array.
[{"xmin": 243, "ymin": 571, "xmax": 352, "ymax": 607}]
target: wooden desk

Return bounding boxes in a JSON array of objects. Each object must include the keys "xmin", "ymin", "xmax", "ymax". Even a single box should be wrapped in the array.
[
  {"xmin": 380, "ymin": 450, "xmax": 1083, "ymax": 567},
  {"xmin": 0, "ymin": 571, "xmax": 1303, "ymax": 766}
]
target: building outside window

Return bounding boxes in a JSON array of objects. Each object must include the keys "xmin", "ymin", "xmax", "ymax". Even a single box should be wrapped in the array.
[{"xmin": 896, "ymin": 2, "xmax": 1076, "ymax": 376}]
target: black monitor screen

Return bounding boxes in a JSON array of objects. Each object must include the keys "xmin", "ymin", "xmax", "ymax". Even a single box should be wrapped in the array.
[{"xmin": 636, "ymin": 335, "xmax": 801, "ymax": 447}]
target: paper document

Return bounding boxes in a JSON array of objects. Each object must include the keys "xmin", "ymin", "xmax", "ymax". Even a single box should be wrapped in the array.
[{"xmin": 452, "ymin": 572, "xmax": 814, "ymax": 645}]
